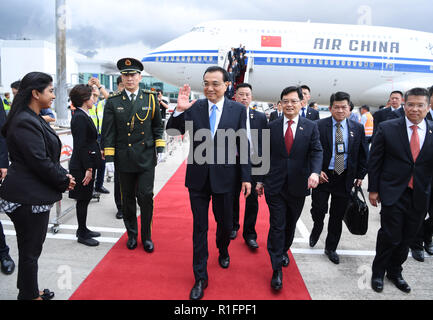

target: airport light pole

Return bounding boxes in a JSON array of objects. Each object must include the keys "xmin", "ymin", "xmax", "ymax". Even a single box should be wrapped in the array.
[{"xmin": 55, "ymin": 0, "xmax": 69, "ymax": 127}]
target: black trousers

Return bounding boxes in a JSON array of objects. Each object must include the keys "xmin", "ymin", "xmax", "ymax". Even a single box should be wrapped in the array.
[
  {"xmin": 6, "ymin": 206, "xmax": 50, "ymax": 300},
  {"xmin": 114, "ymin": 169, "xmax": 122, "ymax": 211},
  {"xmin": 76, "ymin": 199, "xmax": 91, "ymax": 237},
  {"xmin": 189, "ymin": 181, "xmax": 234, "ymax": 281},
  {"xmin": 0, "ymin": 220, "xmax": 10, "ymax": 258},
  {"xmin": 311, "ymin": 170, "xmax": 349, "ymax": 251},
  {"xmin": 233, "ymin": 177, "xmax": 259, "ymax": 241},
  {"xmin": 119, "ymin": 170, "xmax": 155, "ymax": 242},
  {"xmin": 265, "ymin": 191, "xmax": 305, "ymax": 271},
  {"xmin": 372, "ymin": 188, "xmax": 426, "ymax": 278},
  {"xmin": 410, "ymin": 214, "xmax": 433, "ymax": 250}
]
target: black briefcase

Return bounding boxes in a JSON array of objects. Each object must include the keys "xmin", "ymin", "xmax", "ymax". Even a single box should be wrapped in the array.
[{"xmin": 343, "ymin": 186, "xmax": 369, "ymax": 235}]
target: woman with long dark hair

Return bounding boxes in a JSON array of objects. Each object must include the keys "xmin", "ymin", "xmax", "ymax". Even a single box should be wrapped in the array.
[
  {"xmin": 68, "ymin": 84, "xmax": 102, "ymax": 246},
  {"xmin": 0, "ymin": 72, "xmax": 76, "ymax": 300}
]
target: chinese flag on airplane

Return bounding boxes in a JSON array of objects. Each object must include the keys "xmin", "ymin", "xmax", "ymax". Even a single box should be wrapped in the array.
[{"xmin": 261, "ymin": 35, "xmax": 281, "ymax": 47}]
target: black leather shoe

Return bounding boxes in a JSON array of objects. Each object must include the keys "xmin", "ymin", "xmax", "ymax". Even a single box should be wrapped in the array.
[
  {"xmin": 116, "ymin": 210, "xmax": 123, "ymax": 219},
  {"xmin": 0, "ymin": 255, "xmax": 15, "ymax": 275},
  {"xmin": 309, "ymin": 226, "xmax": 322, "ymax": 247},
  {"xmin": 218, "ymin": 255, "xmax": 230, "ymax": 268},
  {"xmin": 245, "ymin": 239, "xmax": 259, "ymax": 249},
  {"xmin": 77, "ymin": 237, "xmax": 99, "ymax": 247},
  {"xmin": 189, "ymin": 279, "xmax": 208, "ymax": 300},
  {"xmin": 40, "ymin": 289, "xmax": 55, "ymax": 300},
  {"xmin": 371, "ymin": 277, "xmax": 384, "ymax": 293},
  {"xmin": 282, "ymin": 253, "xmax": 290, "ymax": 267},
  {"xmin": 143, "ymin": 240, "xmax": 154, "ymax": 253},
  {"xmin": 386, "ymin": 274, "xmax": 411, "ymax": 293},
  {"xmin": 127, "ymin": 238, "xmax": 137, "ymax": 250},
  {"xmin": 411, "ymin": 249, "xmax": 424, "ymax": 262},
  {"xmin": 76, "ymin": 229, "xmax": 101, "ymax": 238},
  {"xmin": 325, "ymin": 249, "xmax": 340, "ymax": 264},
  {"xmin": 230, "ymin": 230, "xmax": 237, "ymax": 240},
  {"xmin": 95, "ymin": 186, "xmax": 110, "ymax": 194},
  {"xmin": 425, "ymin": 242, "xmax": 433, "ymax": 255},
  {"xmin": 271, "ymin": 269, "xmax": 283, "ymax": 290}
]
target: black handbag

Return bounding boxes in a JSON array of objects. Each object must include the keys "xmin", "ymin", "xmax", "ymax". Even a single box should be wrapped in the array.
[{"xmin": 343, "ymin": 186, "xmax": 369, "ymax": 235}]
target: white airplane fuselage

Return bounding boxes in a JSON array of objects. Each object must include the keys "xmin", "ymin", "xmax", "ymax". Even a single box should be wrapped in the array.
[{"xmin": 142, "ymin": 20, "xmax": 433, "ymax": 106}]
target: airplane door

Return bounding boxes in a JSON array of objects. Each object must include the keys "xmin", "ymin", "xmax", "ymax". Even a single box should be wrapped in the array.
[{"xmin": 381, "ymin": 56, "xmax": 395, "ymax": 78}]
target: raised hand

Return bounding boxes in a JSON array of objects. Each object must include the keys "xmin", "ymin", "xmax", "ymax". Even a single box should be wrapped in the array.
[{"xmin": 176, "ymin": 84, "xmax": 196, "ymax": 112}]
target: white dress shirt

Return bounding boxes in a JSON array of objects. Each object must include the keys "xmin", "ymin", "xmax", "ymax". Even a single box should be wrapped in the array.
[
  {"xmin": 283, "ymin": 114, "xmax": 299, "ymax": 140},
  {"xmin": 405, "ymin": 117, "xmax": 426, "ymax": 150},
  {"xmin": 125, "ymin": 88, "xmax": 139, "ymax": 101}
]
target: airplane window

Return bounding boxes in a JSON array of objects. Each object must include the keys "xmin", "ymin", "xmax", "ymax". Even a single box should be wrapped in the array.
[
  {"xmin": 171, "ymin": 56, "xmax": 175, "ymax": 61},
  {"xmin": 347, "ymin": 61, "xmax": 351, "ymax": 66},
  {"xmin": 364, "ymin": 62, "xmax": 368, "ymax": 67},
  {"xmin": 284, "ymin": 58, "xmax": 288, "ymax": 63},
  {"xmin": 198, "ymin": 56, "xmax": 202, "ymax": 62},
  {"xmin": 192, "ymin": 57, "xmax": 196, "ymax": 62},
  {"xmin": 307, "ymin": 59, "xmax": 311, "ymax": 64},
  {"xmin": 272, "ymin": 58, "xmax": 277, "ymax": 63},
  {"xmin": 301, "ymin": 59, "xmax": 305, "ymax": 64},
  {"xmin": 313, "ymin": 59, "xmax": 317, "ymax": 65},
  {"xmin": 430, "ymin": 66, "xmax": 433, "ymax": 71},
  {"xmin": 156, "ymin": 57, "xmax": 159, "ymax": 62},
  {"xmin": 336, "ymin": 60, "xmax": 340, "ymax": 66},
  {"xmin": 296, "ymin": 58, "xmax": 300, "ymax": 64},
  {"xmin": 187, "ymin": 57, "xmax": 191, "ymax": 62},
  {"xmin": 290, "ymin": 58, "xmax": 294, "ymax": 63},
  {"xmin": 324, "ymin": 60, "xmax": 328, "ymax": 65},
  {"xmin": 181, "ymin": 56, "xmax": 186, "ymax": 61},
  {"xmin": 319, "ymin": 60, "xmax": 323, "ymax": 65},
  {"xmin": 370, "ymin": 62, "xmax": 374, "ymax": 68},
  {"xmin": 278, "ymin": 58, "xmax": 282, "ymax": 63},
  {"xmin": 330, "ymin": 60, "xmax": 335, "ymax": 66},
  {"xmin": 341, "ymin": 61, "xmax": 345, "ymax": 66},
  {"xmin": 176, "ymin": 57, "xmax": 180, "ymax": 61}
]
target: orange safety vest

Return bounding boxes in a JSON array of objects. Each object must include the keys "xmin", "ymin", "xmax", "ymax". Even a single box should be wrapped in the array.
[{"xmin": 363, "ymin": 112, "xmax": 373, "ymax": 136}]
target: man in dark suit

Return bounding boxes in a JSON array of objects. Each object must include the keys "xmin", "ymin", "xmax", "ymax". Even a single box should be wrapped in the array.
[
  {"xmin": 166, "ymin": 66, "xmax": 251, "ymax": 300},
  {"xmin": 369, "ymin": 87, "xmax": 433, "ymax": 293},
  {"xmin": 231, "ymin": 83, "xmax": 267, "ymax": 249},
  {"xmin": 257, "ymin": 86, "xmax": 322, "ymax": 290},
  {"xmin": 300, "ymin": 85, "xmax": 320, "ymax": 120},
  {"xmin": 310, "ymin": 92, "xmax": 368, "ymax": 264},
  {"xmin": 0, "ymin": 100, "xmax": 15, "ymax": 275},
  {"xmin": 225, "ymin": 81, "xmax": 235, "ymax": 100},
  {"xmin": 373, "ymin": 91, "xmax": 404, "ymax": 126},
  {"xmin": 269, "ymin": 101, "xmax": 283, "ymax": 122}
]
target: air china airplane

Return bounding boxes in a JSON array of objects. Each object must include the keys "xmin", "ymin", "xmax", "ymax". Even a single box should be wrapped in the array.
[{"xmin": 142, "ymin": 20, "xmax": 433, "ymax": 106}]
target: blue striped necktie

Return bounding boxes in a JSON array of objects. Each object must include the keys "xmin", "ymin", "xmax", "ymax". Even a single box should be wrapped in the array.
[
  {"xmin": 301, "ymin": 108, "xmax": 306, "ymax": 117},
  {"xmin": 209, "ymin": 104, "xmax": 217, "ymax": 136}
]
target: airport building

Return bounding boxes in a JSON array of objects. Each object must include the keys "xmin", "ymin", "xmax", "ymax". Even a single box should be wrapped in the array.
[{"xmin": 0, "ymin": 39, "xmax": 179, "ymax": 103}]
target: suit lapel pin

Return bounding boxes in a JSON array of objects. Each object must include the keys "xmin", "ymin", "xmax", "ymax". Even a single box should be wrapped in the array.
[
  {"xmin": 122, "ymin": 96, "xmax": 126, "ymax": 100},
  {"xmin": 140, "ymin": 95, "xmax": 143, "ymax": 99},
  {"xmin": 429, "ymin": 130, "xmax": 432, "ymax": 134},
  {"xmin": 350, "ymin": 131, "xmax": 354, "ymax": 137},
  {"xmin": 299, "ymin": 126, "xmax": 304, "ymax": 130},
  {"xmin": 250, "ymin": 113, "xmax": 254, "ymax": 119}
]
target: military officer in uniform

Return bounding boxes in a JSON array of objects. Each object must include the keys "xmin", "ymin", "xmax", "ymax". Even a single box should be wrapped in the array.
[{"xmin": 101, "ymin": 58, "xmax": 165, "ymax": 252}]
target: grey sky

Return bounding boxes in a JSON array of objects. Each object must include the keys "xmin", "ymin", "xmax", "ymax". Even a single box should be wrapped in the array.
[{"xmin": 1, "ymin": 0, "xmax": 432, "ymax": 60}]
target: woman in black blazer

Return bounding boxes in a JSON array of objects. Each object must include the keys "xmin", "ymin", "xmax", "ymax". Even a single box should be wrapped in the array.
[
  {"xmin": 0, "ymin": 72, "xmax": 75, "ymax": 300},
  {"xmin": 68, "ymin": 84, "xmax": 103, "ymax": 246}
]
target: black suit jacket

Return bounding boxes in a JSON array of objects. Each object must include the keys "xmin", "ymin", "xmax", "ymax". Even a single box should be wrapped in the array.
[
  {"xmin": 269, "ymin": 110, "xmax": 282, "ymax": 122},
  {"xmin": 317, "ymin": 116, "xmax": 368, "ymax": 192},
  {"xmin": 368, "ymin": 117, "xmax": 433, "ymax": 212},
  {"xmin": 0, "ymin": 102, "xmax": 8, "ymax": 168},
  {"xmin": 166, "ymin": 98, "xmax": 251, "ymax": 193},
  {"xmin": 248, "ymin": 108, "xmax": 267, "ymax": 158},
  {"xmin": 426, "ymin": 112, "xmax": 433, "ymax": 121},
  {"xmin": 302, "ymin": 107, "xmax": 320, "ymax": 121},
  {"xmin": 386, "ymin": 107, "xmax": 405, "ymax": 120},
  {"xmin": 0, "ymin": 108, "xmax": 69, "ymax": 205},
  {"xmin": 264, "ymin": 116, "xmax": 323, "ymax": 197},
  {"xmin": 69, "ymin": 108, "xmax": 102, "ymax": 171}
]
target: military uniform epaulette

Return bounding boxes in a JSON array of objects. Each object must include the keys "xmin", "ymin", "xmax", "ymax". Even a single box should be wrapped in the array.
[
  {"xmin": 142, "ymin": 89, "xmax": 156, "ymax": 95},
  {"xmin": 107, "ymin": 91, "xmax": 122, "ymax": 99}
]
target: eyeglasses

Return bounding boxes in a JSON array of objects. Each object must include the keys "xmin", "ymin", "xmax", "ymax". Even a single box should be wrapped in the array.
[
  {"xmin": 405, "ymin": 103, "xmax": 427, "ymax": 109},
  {"xmin": 281, "ymin": 99, "xmax": 300, "ymax": 106},
  {"xmin": 203, "ymin": 82, "xmax": 225, "ymax": 88}
]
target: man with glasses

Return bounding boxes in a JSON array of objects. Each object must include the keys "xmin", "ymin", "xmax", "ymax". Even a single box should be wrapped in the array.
[
  {"xmin": 166, "ymin": 66, "xmax": 251, "ymax": 300},
  {"xmin": 257, "ymin": 86, "xmax": 322, "ymax": 290},
  {"xmin": 309, "ymin": 92, "xmax": 368, "ymax": 265},
  {"xmin": 369, "ymin": 87, "xmax": 433, "ymax": 293}
]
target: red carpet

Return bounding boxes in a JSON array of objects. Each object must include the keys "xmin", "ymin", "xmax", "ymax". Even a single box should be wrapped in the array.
[{"xmin": 70, "ymin": 162, "xmax": 311, "ymax": 300}]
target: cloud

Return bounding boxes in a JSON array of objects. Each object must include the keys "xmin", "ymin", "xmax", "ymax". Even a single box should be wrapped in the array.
[{"xmin": 1, "ymin": 0, "xmax": 432, "ymax": 60}]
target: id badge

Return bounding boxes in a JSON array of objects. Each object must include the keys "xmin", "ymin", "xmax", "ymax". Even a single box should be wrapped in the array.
[{"xmin": 336, "ymin": 142, "xmax": 345, "ymax": 154}]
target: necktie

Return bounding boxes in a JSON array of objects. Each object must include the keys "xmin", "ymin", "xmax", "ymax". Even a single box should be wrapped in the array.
[
  {"xmin": 408, "ymin": 125, "xmax": 420, "ymax": 189},
  {"xmin": 301, "ymin": 108, "xmax": 306, "ymax": 117},
  {"xmin": 209, "ymin": 104, "xmax": 217, "ymax": 136},
  {"xmin": 284, "ymin": 120, "xmax": 294, "ymax": 155},
  {"xmin": 130, "ymin": 93, "xmax": 136, "ymax": 103},
  {"xmin": 334, "ymin": 122, "xmax": 345, "ymax": 175}
]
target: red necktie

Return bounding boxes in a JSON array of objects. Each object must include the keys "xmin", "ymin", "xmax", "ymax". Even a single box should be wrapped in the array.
[
  {"xmin": 285, "ymin": 120, "xmax": 294, "ymax": 155},
  {"xmin": 408, "ymin": 124, "xmax": 420, "ymax": 189}
]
